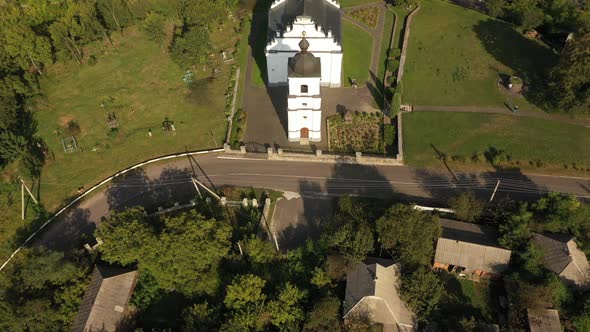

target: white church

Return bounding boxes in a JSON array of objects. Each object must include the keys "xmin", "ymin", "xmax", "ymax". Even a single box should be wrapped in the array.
[{"xmin": 266, "ymin": 0, "xmax": 343, "ymax": 143}]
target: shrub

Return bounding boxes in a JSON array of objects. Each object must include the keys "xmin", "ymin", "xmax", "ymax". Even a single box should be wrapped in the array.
[
  {"xmin": 389, "ymin": 48, "xmax": 401, "ymax": 59},
  {"xmin": 87, "ymin": 55, "xmax": 98, "ymax": 66},
  {"xmin": 66, "ymin": 120, "xmax": 81, "ymax": 136},
  {"xmin": 392, "ymin": 92, "xmax": 402, "ymax": 115},
  {"xmin": 384, "ymin": 125, "xmax": 396, "ymax": 146},
  {"xmin": 387, "ymin": 75, "xmax": 397, "ymax": 87},
  {"xmin": 387, "ymin": 58, "xmax": 400, "ymax": 70}
]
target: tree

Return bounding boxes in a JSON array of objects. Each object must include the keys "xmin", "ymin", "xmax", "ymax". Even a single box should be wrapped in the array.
[
  {"xmin": 303, "ymin": 294, "xmax": 342, "ymax": 332},
  {"xmin": 448, "ymin": 191, "xmax": 485, "ymax": 223},
  {"xmin": 96, "ymin": 0, "xmax": 133, "ymax": 32},
  {"xmin": 376, "ymin": 204, "xmax": 441, "ymax": 268},
  {"xmin": 310, "ymin": 267, "xmax": 331, "ymax": 288},
  {"xmin": 95, "ymin": 207, "xmax": 155, "ymax": 265},
  {"xmin": 171, "ymin": 27, "xmax": 211, "ymax": 69},
  {"xmin": 499, "ymin": 204, "xmax": 533, "ymax": 250},
  {"xmin": 224, "ymin": 274, "xmax": 267, "ymax": 311},
  {"xmin": 401, "ymin": 268, "xmax": 444, "ymax": 322},
  {"xmin": 182, "ymin": 302, "xmax": 219, "ymax": 332},
  {"xmin": 322, "ymin": 196, "xmax": 375, "ymax": 262},
  {"xmin": 487, "ymin": 0, "xmax": 506, "ymax": 17},
  {"xmin": 142, "ymin": 12, "xmax": 167, "ymax": 51},
  {"xmin": 97, "ymin": 208, "xmax": 232, "ymax": 296},
  {"xmin": 13, "ymin": 247, "xmax": 82, "ymax": 292},
  {"xmin": 2, "ymin": 16, "xmax": 53, "ymax": 75},
  {"xmin": 549, "ymin": 32, "xmax": 590, "ymax": 115},
  {"xmin": 268, "ymin": 282, "xmax": 307, "ymax": 330},
  {"xmin": 244, "ymin": 235, "xmax": 276, "ymax": 264}
]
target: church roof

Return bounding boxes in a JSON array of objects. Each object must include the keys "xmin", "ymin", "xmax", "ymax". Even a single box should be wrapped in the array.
[
  {"xmin": 268, "ymin": 0, "xmax": 341, "ymax": 43},
  {"xmin": 288, "ymin": 36, "xmax": 322, "ymax": 77}
]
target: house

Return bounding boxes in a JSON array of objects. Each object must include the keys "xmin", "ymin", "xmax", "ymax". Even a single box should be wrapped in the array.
[
  {"xmin": 532, "ymin": 233, "xmax": 590, "ymax": 289},
  {"xmin": 527, "ymin": 309, "xmax": 561, "ymax": 332},
  {"xmin": 433, "ymin": 219, "xmax": 512, "ymax": 277},
  {"xmin": 286, "ymin": 34, "xmax": 322, "ymax": 143},
  {"xmin": 266, "ymin": 0, "xmax": 342, "ymax": 87},
  {"xmin": 343, "ymin": 258, "xmax": 416, "ymax": 332},
  {"xmin": 71, "ymin": 265, "xmax": 138, "ymax": 332}
]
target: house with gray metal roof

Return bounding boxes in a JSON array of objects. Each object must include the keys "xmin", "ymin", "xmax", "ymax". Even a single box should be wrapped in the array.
[
  {"xmin": 433, "ymin": 219, "xmax": 512, "ymax": 277},
  {"xmin": 343, "ymin": 258, "xmax": 416, "ymax": 332},
  {"xmin": 71, "ymin": 265, "xmax": 138, "ymax": 332},
  {"xmin": 532, "ymin": 233, "xmax": 590, "ymax": 289}
]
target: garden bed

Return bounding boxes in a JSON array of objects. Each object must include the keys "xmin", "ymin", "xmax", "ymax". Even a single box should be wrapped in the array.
[
  {"xmin": 348, "ymin": 7, "xmax": 380, "ymax": 29},
  {"xmin": 328, "ymin": 111, "xmax": 383, "ymax": 153}
]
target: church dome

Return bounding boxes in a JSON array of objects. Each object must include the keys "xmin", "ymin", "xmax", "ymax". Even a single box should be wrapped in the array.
[{"xmin": 288, "ymin": 34, "xmax": 321, "ymax": 78}]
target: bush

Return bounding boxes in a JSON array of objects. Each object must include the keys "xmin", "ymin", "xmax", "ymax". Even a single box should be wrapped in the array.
[
  {"xmin": 387, "ymin": 58, "xmax": 400, "ymax": 70},
  {"xmin": 384, "ymin": 124, "xmax": 396, "ymax": 146},
  {"xmin": 66, "ymin": 120, "xmax": 81, "ymax": 136},
  {"xmin": 392, "ymin": 92, "xmax": 402, "ymax": 115},
  {"xmin": 87, "ymin": 55, "xmax": 97, "ymax": 66},
  {"xmin": 389, "ymin": 48, "xmax": 401, "ymax": 59},
  {"xmin": 387, "ymin": 75, "xmax": 397, "ymax": 87}
]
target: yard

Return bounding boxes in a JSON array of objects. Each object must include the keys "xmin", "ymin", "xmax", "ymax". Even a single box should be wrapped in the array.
[
  {"xmin": 342, "ymin": 20, "xmax": 373, "ymax": 87},
  {"xmin": 328, "ymin": 111, "xmax": 382, "ymax": 153},
  {"xmin": 438, "ymin": 273, "xmax": 503, "ymax": 329},
  {"xmin": 339, "ymin": 0, "xmax": 381, "ymax": 8},
  {"xmin": 403, "ymin": 112, "xmax": 590, "ymax": 174},
  {"xmin": 402, "ymin": 0, "xmax": 555, "ymax": 108}
]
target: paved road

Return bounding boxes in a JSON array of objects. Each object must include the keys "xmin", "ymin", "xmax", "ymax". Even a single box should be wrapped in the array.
[{"xmin": 35, "ymin": 153, "xmax": 590, "ymax": 252}]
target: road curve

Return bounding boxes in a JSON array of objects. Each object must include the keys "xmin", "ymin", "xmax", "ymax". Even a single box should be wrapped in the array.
[{"xmin": 32, "ymin": 152, "xmax": 590, "ymax": 252}]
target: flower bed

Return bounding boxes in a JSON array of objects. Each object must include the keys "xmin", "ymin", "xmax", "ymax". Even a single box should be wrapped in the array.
[
  {"xmin": 348, "ymin": 7, "xmax": 380, "ymax": 29},
  {"xmin": 328, "ymin": 111, "xmax": 383, "ymax": 153}
]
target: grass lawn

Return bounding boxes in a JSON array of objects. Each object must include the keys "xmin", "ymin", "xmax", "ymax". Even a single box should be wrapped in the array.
[
  {"xmin": 328, "ymin": 113, "xmax": 382, "ymax": 153},
  {"xmin": 439, "ymin": 273, "xmax": 502, "ymax": 328},
  {"xmin": 342, "ymin": 20, "xmax": 373, "ymax": 87},
  {"xmin": 339, "ymin": 0, "xmax": 381, "ymax": 8},
  {"xmin": 403, "ymin": 0, "xmax": 555, "ymax": 107},
  {"xmin": 404, "ymin": 112, "xmax": 590, "ymax": 174},
  {"xmin": 251, "ymin": 15, "xmax": 268, "ymax": 87}
]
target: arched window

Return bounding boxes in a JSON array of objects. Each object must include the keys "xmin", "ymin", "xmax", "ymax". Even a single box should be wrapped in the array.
[{"xmin": 301, "ymin": 85, "xmax": 308, "ymax": 93}]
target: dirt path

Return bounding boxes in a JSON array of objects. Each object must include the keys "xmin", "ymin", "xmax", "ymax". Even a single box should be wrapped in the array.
[{"xmin": 412, "ymin": 105, "xmax": 590, "ymax": 128}]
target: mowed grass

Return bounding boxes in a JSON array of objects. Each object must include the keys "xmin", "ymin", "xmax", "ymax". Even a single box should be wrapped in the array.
[
  {"xmin": 403, "ymin": 0, "xmax": 555, "ymax": 107},
  {"xmin": 342, "ymin": 20, "xmax": 373, "ymax": 87},
  {"xmin": 33, "ymin": 29, "xmax": 228, "ymax": 210},
  {"xmin": 404, "ymin": 112, "xmax": 590, "ymax": 171}
]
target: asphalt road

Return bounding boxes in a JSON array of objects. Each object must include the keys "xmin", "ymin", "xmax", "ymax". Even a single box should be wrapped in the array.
[{"xmin": 34, "ymin": 153, "xmax": 590, "ymax": 251}]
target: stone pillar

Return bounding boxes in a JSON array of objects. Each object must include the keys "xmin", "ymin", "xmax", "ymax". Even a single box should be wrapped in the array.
[
  {"xmin": 240, "ymin": 145, "xmax": 246, "ymax": 154},
  {"xmin": 242, "ymin": 198, "xmax": 248, "ymax": 207},
  {"xmin": 277, "ymin": 148, "xmax": 283, "ymax": 156},
  {"xmin": 267, "ymin": 147, "xmax": 274, "ymax": 157},
  {"xmin": 220, "ymin": 196, "xmax": 227, "ymax": 206},
  {"xmin": 316, "ymin": 149, "xmax": 322, "ymax": 157},
  {"xmin": 356, "ymin": 151, "xmax": 362, "ymax": 160},
  {"xmin": 223, "ymin": 143, "xmax": 231, "ymax": 152}
]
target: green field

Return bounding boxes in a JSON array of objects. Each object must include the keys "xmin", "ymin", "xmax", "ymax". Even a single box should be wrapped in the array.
[
  {"xmin": 342, "ymin": 20, "xmax": 373, "ymax": 87},
  {"xmin": 403, "ymin": 0, "xmax": 555, "ymax": 107},
  {"xmin": 404, "ymin": 112, "xmax": 590, "ymax": 172}
]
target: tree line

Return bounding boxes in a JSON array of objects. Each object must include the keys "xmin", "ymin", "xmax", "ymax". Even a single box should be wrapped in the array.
[{"xmin": 0, "ymin": 0, "xmax": 236, "ymax": 176}]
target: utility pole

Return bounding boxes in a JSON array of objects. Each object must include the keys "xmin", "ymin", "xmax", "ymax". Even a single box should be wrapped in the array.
[
  {"xmin": 19, "ymin": 177, "xmax": 38, "ymax": 220},
  {"xmin": 490, "ymin": 179, "xmax": 501, "ymax": 202}
]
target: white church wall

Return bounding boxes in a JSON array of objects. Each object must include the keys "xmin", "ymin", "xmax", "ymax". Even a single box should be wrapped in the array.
[
  {"xmin": 288, "ymin": 77, "xmax": 321, "ymax": 96},
  {"xmin": 287, "ymin": 109, "xmax": 322, "ymax": 142},
  {"xmin": 287, "ymin": 96, "xmax": 321, "ymax": 110}
]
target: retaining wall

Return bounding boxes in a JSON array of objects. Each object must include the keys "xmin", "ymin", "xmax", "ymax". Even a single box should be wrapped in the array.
[{"xmin": 396, "ymin": 6, "xmax": 420, "ymax": 84}]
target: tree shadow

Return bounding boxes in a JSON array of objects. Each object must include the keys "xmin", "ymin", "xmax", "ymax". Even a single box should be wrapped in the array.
[
  {"xmin": 473, "ymin": 19, "xmax": 557, "ymax": 108},
  {"xmin": 412, "ymin": 145, "xmax": 548, "ymax": 206},
  {"xmin": 105, "ymin": 167, "xmax": 196, "ymax": 214},
  {"xmin": 368, "ymin": 70, "xmax": 385, "ymax": 110},
  {"xmin": 33, "ymin": 207, "xmax": 93, "ymax": 252}
]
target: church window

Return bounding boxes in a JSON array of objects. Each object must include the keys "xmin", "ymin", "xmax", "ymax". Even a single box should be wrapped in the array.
[
  {"xmin": 301, "ymin": 85, "xmax": 308, "ymax": 93},
  {"xmin": 302, "ymin": 103, "xmax": 308, "ymax": 107}
]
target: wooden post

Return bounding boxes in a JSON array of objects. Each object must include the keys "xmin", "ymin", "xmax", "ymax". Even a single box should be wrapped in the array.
[{"xmin": 21, "ymin": 183, "xmax": 24, "ymax": 220}]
